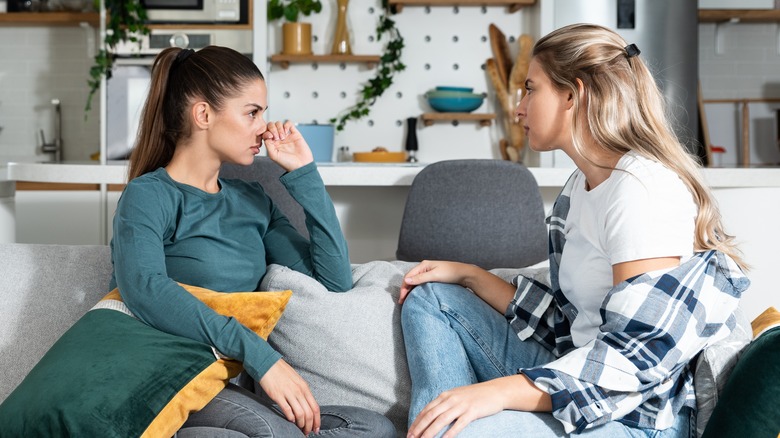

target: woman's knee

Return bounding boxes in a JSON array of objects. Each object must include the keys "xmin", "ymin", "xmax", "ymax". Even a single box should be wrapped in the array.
[{"xmin": 402, "ymin": 282, "xmax": 475, "ymax": 321}]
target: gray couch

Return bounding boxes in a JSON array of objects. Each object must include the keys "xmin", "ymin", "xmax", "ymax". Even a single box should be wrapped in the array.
[
  {"xmin": 0, "ymin": 241, "xmax": 757, "ymax": 437},
  {"xmin": 0, "ymin": 157, "xmax": 756, "ymax": 435}
]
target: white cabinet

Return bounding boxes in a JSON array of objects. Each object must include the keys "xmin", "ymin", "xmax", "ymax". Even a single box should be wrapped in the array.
[{"xmin": 15, "ymin": 190, "xmax": 102, "ymax": 245}]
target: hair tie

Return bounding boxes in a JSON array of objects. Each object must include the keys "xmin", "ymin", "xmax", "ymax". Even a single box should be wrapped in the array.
[
  {"xmin": 624, "ymin": 43, "xmax": 641, "ymax": 58},
  {"xmin": 174, "ymin": 48, "xmax": 195, "ymax": 65}
]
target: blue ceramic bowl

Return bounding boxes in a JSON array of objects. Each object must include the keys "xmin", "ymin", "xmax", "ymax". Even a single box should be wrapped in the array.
[
  {"xmin": 427, "ymin": 95, "xmax": 484, "ymax": 113},
  {"xmin": 435, "ymin": 86, "xmax": 474, "ymax": 93}
]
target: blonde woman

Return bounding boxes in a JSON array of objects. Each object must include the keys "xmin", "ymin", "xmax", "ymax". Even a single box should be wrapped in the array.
[{"xmin": 399, "ymin": 24, "xmax": 749, "ymax": 438}]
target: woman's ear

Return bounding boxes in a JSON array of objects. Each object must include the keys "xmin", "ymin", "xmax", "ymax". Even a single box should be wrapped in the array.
[
  {"xmin": 565, "ymin": 78, "xmax": 586, "ymax": 110},
  {"xmin": 191, "ymin": 102, "xmax": 210, "ymax": 130}
]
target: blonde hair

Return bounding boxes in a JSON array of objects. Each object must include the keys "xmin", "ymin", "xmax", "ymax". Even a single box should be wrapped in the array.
[{"xmin": 534, "ymin": 23, "xmax": 747, "ymax": 270}]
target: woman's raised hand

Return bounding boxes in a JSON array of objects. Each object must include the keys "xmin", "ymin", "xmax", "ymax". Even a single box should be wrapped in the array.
[
  {"xmin": 262, "ymin": 121, "xmax": 314, "ymax": 172},
  {"xmin": 258, "ymin": 359, "xmax": 321, "ymax": 435}
]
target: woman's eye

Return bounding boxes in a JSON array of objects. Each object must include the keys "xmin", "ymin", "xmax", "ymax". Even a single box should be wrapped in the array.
[{"xmin": 248, "ymin": 110, "xmax": 258, "ymax": 118}]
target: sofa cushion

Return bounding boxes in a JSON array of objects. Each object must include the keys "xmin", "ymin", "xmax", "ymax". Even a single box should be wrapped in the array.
[
  {"xmin": 0, "ymin": 285, "xmax": 291, "ymax": 437},
  {"xmin": 701, "ymin": 307, "xmax": 780, "ymax": 438},
  {"xmin": 693, "ymin": 306, "xmax": 752, "ymax": 437},
  {"xmin": 259, "ymin": 261, "xmax": 540, "ymax": 433},
  {"xmin": 261, "ymin": 261, "xmax": 415, "ymax": 433}
]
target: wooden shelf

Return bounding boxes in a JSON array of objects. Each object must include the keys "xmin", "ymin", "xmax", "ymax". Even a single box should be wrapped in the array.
[
  {"xmin": 270, "ymin": 54, "xmax": 382, "ymax": 69},
  {"xmin": 698, "ymin": 9, "xmax": 780, "ymax": 23},
  {"xmin": 388, "ymin": 0, "xmax": 536, "ymax": 13},
  {"xmin": 421, "ymin": 112, "xmax": 496, "ymax": 127},
  {"xmin": 0, "ymin": 11, "xmax": 99, "ymax": 26}
]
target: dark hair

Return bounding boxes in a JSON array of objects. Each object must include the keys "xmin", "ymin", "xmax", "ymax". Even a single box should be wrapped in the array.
[{"xmin": 128, "ymin": 46, "xmax": 264, "ymax": 180}]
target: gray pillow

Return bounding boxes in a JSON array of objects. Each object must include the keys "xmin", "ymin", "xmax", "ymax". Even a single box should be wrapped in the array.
[
  {"xmin": 259, "ymin": 261, "xmax": 543, "ymax": 434},
  {"xmin": 694, "ymin": 306, "xmax": 752, "ymax": 437},
  {"xmin": 260, "ymin": 261, "xmax": 417, "ymax": 433}
]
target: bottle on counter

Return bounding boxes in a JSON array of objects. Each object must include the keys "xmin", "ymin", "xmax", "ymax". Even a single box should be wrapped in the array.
[{"xmin": 404, "ymin": 117, "xmax": 418, "ymax": 163}]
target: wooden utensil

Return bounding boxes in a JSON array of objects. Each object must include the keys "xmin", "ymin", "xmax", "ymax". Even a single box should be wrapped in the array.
[
  {"xmin": 485, "ymin": 58, "xmax": 510, "ymax": 114},
  {"xmin": 489, "ymin": 24, "xmax": 512, "ymax": 88}
]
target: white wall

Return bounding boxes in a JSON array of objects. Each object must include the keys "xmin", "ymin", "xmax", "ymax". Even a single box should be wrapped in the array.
[{"xmin": 264, "ymin": 3, "xmax": 536, "ymax": 164}]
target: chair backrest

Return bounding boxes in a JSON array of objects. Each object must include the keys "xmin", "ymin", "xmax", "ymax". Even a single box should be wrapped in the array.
[
  {"xmin": 396, "ymin": 159, "xmax": 548, "ymax": 270},
  {"xmin": 219, "ymin": 157, "xmax": 308, "ymax": 239}
]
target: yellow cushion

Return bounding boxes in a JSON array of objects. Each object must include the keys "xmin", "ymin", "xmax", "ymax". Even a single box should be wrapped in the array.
[
  {"xmin": 101, "ymin": 284, "xmax": 291, "ymax": 341},
  {"xmin": 751, "ymin": 306, "xmax": 780, "ymax": 339}
]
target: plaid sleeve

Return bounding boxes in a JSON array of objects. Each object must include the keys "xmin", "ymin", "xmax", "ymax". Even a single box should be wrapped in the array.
[
  {"xmin": 522, "ymin": 251, "xmax": 749, "ymax": 433},
  {"xmin": 505, "ymin": 268, "xmax": 558, "ymax": 352}
]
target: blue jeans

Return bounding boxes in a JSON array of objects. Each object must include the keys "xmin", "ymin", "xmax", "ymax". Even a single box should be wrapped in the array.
[
  {"xmin": 176, "ymin": 383, "xmax": 396, "ymax": 438},
  {"xmin": 401, "ymin": 282, "xmax": 694, "ymax": 437}
]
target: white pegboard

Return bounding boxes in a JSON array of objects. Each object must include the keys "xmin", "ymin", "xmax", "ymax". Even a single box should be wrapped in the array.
[{"xmin": 264, "ymin": 2, "xmax": 536, "ymax": 163}]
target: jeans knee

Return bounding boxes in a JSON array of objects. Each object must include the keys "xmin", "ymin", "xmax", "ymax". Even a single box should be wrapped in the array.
[{"xmin": 401, "ymin": 282, "xmax": 442, "ymax": 322}]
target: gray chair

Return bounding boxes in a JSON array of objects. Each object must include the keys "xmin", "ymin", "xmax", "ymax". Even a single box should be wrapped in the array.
[
  {"xmin": 396, "ymin": 159, "xmax": 548, "ymax": 270},
  {"xmin": 219, "ymin": 157, "xmax": 308, "ymax": 239}
]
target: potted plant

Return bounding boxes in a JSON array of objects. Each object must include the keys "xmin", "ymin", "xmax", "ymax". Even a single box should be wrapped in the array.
[
  {"xmin": 84, "ymin": 0, "xmax": 150, "ymax": 116},
  {"xmin": 268, "ymin": 0, "xmax": 322, "ymax": 55}
]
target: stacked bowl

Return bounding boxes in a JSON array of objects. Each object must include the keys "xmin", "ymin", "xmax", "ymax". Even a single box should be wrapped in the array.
[{"xmin": 425, "ymin": 86, "xmax": 485, "ymax": 113}]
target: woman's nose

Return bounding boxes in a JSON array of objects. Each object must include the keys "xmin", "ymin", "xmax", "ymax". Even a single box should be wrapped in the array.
[
  {"xmin": 514, "ymin": 90, "xmax": 526, "ymax": 120},
  {"xmin": 515, "ymin": 100, "xmax": 525, "ymax": 121}
]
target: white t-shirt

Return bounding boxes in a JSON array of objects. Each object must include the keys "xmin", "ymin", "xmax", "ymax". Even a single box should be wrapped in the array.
[{"xmin": 558, "ymin": 152, "xmax": 697, "ymax": 347}]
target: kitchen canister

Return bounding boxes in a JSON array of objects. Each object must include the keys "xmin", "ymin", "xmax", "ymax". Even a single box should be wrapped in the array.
[{"xmin": 296, "ymin": 124, "xmax": 335, "ymax": 162}]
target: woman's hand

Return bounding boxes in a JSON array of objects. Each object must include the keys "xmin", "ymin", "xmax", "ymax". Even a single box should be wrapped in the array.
[
  {"xmin": 399, "ymin": 260, "xmax": 470, "ymax": 304},
  {"xmin": 258, "ymin": 359, "xmax": 321, "ymax": 435},
  {"xmin": 408, "ymin": 375, "xmax": 551, "ymax": 438},
  {"xmin": 262, "ymin": 121, "xmax": 314, "ymax": 172}
]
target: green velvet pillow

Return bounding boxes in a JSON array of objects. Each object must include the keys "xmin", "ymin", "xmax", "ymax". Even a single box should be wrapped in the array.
[
  {"xmin": 0, "ymin": 286, "xmax": 291, "ymax": 438},
  {"xmin": 701, "ymin": 307, "xmax": 780, "ymax": 438}
]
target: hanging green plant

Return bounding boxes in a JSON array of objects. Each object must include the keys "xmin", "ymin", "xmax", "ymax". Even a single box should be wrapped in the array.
[
  {"xmin": 84, "ymin": 0, "xmax": 150, "ymax": 117},
  {"xmin": 330, "ymin": 0, "xmax": 405, "ymax": 131}
]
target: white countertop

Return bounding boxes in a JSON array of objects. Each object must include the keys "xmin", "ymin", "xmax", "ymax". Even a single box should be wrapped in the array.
[{"xmin": 6, "ymin": 161, "xmax": 780, "ymax": 188}]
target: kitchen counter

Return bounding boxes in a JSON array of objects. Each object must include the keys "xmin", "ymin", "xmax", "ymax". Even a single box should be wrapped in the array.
[{"xmin": 7, "ymin": 161, "xmax": 780, "ymax": 188}]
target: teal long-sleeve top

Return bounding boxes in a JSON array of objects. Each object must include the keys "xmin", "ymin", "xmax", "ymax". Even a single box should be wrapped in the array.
[{"xmin": 108, "ymin": 162, "xmax": 352, "ymax": 382}]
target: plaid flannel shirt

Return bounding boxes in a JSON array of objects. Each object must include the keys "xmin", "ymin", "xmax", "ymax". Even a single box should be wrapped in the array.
[{"xmin": 505, "ymin": 172, "xmax": 750, "ymax": 434}]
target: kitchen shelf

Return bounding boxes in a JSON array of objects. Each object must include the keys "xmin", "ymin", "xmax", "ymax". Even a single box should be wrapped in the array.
[
  {"xmin": 388, "ymin": 0, "xmax": 536, "ymax": 13},
  {"xmin": 698, "ymin": 9, "xmax": 780, "ymax": 22},
  {"xmin": 270, "ymin": 54, "xmax": 382, "ymax": 69},
  {"xmin": 0, "ymin": 11, "xmax": 99, "ymax": 26},
  {"xmin": 421, "ymin": 112, "xmax": 496, "ymax": 127}
]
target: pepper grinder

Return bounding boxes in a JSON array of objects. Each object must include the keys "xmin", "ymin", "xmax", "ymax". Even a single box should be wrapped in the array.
[{"xmin": 405, "ymin": 117, "xmax": 418, "ymax": 163}]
